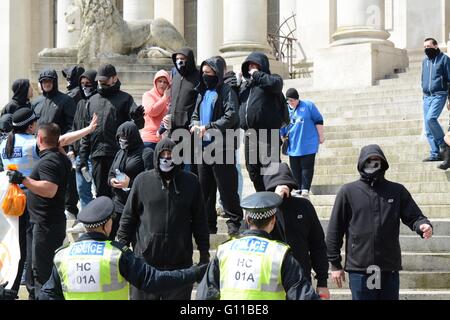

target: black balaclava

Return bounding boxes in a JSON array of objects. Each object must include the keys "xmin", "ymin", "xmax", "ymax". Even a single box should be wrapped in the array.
[{"xmin": 425, "ymin": 47, "xmax": 440, "ymax": 60}]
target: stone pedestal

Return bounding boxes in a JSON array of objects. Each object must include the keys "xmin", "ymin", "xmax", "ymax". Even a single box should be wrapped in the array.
[
  {"xmin": 314, "ymin": 0, "xmax": 408, "ymax": 89},
  {"xmin": 56, "ymin": 0, "xmax": 79, "ymax": 48}
]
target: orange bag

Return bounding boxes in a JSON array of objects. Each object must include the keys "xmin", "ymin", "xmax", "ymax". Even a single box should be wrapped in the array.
[{"xmin": 2, "ymin": 183, "xmax": 26, "ymax": 217}]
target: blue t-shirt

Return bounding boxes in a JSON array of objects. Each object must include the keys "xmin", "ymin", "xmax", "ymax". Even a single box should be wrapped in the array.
[
  {"xmin": 280, "ymin": 100, "xmax": 323, "ymax": 157},
  {"xmin": 200, "ymin": 90, "xmax": 218, "ymax": 145}
]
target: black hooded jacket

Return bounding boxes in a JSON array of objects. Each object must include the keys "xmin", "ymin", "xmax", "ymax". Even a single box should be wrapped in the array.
[
  {"xmin": 108, "ymin": 122, "xmax": 145, "ymax": 214},
  {"xmin": 79, "ymin": 79, "xmax": 143, "ymax": 161},
  {"xmin": 70, "ymin": 70, "xmax": 98, "ymax": 155},
  {"xmin": 190, "ymin": 57, "xmax": 240, "ymax": 150},
  {"xmin": 32, "ymin": 69, "xmax": 76, "ymax": 134},
  {"xmin": 264, "ymin": 163, "xmax": 329, "ymax": 288},
  {"xmin": 239, "ymin": 52, "xmax": 284, "ymax": 130},
  {"xmin": 169, "ymin": 47, "xmax": 201, "ymax": 131},
  {"xmin": 117, "ymin": 138, "xmax": 210, "ymax": 269},
  {"xmin": 62, "ymin": 65, "xmax": 85, "ymax": 106},
  {"xmin": 2, "ymin": 79, "xmax": 32, "ymax": 116},
  {"xmin": 326, "ymin": 144, "xmax": 432, "ymax": 272}
]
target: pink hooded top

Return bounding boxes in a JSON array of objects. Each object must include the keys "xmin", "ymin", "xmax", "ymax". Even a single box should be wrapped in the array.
[{"xmin": 141, "ymin": 70, "xmax": 171, "ymax": 143}]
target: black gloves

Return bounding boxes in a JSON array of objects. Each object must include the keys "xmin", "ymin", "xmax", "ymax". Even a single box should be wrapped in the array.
[
  {"xmin": 7, "ymin": 170, "xmax": 25, "ymax": 184},
  {"xmin": 0, "ymin": 282, "xmax": 18, "ymax": 300},
  {"xmin": 76, "ymin": 161, "xmax": 87, "ymax": 174},
  {"xmin": 199, "ymin": 251, "xmax": 210, "ymax": 265},
  {"xmin": 131, "ymin": 105, "xmax": 145, "ymax": 129},
  {"xmin": 190, "ymin": 264, "xmax": 208, "ymax": 283}
]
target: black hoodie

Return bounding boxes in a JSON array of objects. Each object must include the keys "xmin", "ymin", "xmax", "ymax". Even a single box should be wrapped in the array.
[
  {"xmin": 62, "ymin": 65, "xmax": 85, "ymax": 105},
  {"xmin": 32, "ymin": 69, "xmax": 76, "ymax": 134},
  {"xmin": 326, "ymin": 144, "xmax": 432, "ymax": 272},
  {"xmin": 239, "ymin": 52, "xmax": 284, "ymax": 130},
  {"xmin": 190, "ymin": 57, "xmax": 240, "ymax": 150},
  {"xmin": 108, "ymin": 122, "xmax": 145, "ymax": 214},
  {"xmin": 264, "ymin": 163, "xmax": 329, "ymax": 288},
  {"xmin": 117, "ymin": 138, "xmax": 210, "ymax": 269},
  {"xmin": 70, "ymin": 70, "xmax": 98, "ymax": 155},
  {"xmin": 169, "ymin": 47, "xmax": 201, "ymax": 131},
  {"xmin": 2, "ymin": 79, "xmax": 32, "ymax": 116}
]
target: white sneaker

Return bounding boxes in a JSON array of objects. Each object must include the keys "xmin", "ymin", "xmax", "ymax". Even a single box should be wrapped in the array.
[
  {"xmin": 65, "ymin": 210, "xmax": 77, "ymax": 220},
  {"xmin": 67, "ymin": 221, "xmax": 86, "ymax": 234},
  {"xmin": 300, "ymin": 190, "xmax": 310, "ymax": 200},
  {"xmin": 291, "ymin": 189, "xmax": 302, "ymax": 197}
]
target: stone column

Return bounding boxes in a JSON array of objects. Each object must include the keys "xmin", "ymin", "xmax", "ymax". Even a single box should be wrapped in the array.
[
  {"xmin": 56, "ymin": 0, "xmax": 79, "ymax": 48},
  {"xmin": 154, "ymin": 0, "xmax": 184, "ymax": 36},
  {"xmin": 314, "ymin": 0, "xmax": 408, "ymax": 89},
  {"xmin": 220, "ymin": 0, "xmax": 287, "ymax": 77},
  {"xmin": 123, "ymin": 0, "xmax": 154, "ymax": 21},
  {"xmin": 197, "ymin": 0, "xmax": 223, "ymax": 63},
  {"xmin": 331, "ymin": 0, "xmax": 392, "ymax": 46}
]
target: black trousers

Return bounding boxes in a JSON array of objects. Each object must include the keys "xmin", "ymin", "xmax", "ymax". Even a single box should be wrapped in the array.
[
  {"xmin": 244, "ymin": 131, "xmax": 281, "ymax": 192},
  {"xmin": 32, "ymin": 221, "xmax": 66, "ymax": 297},
  {"xmin": 65, "ymin": 168, "xmax": 79, "ymax": 215},
  {"xmin": 289, "ymin": 154, "xmax": 316, "ymax": 191},
  {"xmin": 198, "ymin": 160, "xmax": 243, "ymax": 235},
  {"xmin": 108, "ymin": 212, "xmax": 122, "ymax": 241},
  {"xmin": 25, "ymin": 220, "xmax": 34, "ymax": 299},
  {"xmin": 11, "ymin": 209, "xmax": 29, "ymax": 293},
  {"xmin": 130, "ymin": 281, "xmax": 193, "ymax": 300},
  {"xmin": 92, "ymin": 156, "xmax": 114, "ymax": 198}
]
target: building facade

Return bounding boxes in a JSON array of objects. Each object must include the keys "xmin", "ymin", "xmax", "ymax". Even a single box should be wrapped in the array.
[{"xmin": 1, "ymin": 0, "xmax": 450, "ymax": 102}]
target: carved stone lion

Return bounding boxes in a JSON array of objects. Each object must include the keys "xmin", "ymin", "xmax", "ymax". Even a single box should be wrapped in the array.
[
  {"xmin": 76, "ymin": 0, "xmax": 186, "ymax": 63},
  {"xmin": 40, "ymin": 0, "xmax": 187, "ymax": 64}
]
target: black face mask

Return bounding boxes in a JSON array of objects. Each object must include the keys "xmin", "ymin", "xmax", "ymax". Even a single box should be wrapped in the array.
[
  {"xmin": 203, "ymin": 74, "xmax": 218, "ymax": 90},
  {"xmin": 425, "ymin": 47, "xmax": 440, "ymax": 60}
]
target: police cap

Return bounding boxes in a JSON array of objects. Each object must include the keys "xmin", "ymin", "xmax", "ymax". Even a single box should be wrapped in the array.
[
  {"xmin": 77, "ymin": 196, "xmax": 114, "ymax": 228},
  {"xmin": 241, "ymin": 192, "xmax": 283, "ymax": 220}
]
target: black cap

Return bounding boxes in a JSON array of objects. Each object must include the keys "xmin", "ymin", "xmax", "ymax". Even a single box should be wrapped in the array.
[
  {"xmin": 78, "ymin": 197, "xmax": 114, "ymax": 228},
  {"xmin": 96, "ymin": 64, "xmax": 117, "ymax": 81},
  {"xmin": 286, "ymin": 88, "xmax": 299, "ymax": 100},
  {"xmin": 12, "ymin": 108, "xmax": 39, "ymax": 129},
  {"xmin": 0, "ymin": 114, "xmax": 13, "ymax": 132},
  {"xmin": 241, "ymin": 192, "xmax": 283, "ymax": 220}
]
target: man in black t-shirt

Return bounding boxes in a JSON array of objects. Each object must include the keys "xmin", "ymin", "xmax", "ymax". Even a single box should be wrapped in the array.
[{"xmin": 7, "ymin": 123, "xmax": 71, "ymax": 297}]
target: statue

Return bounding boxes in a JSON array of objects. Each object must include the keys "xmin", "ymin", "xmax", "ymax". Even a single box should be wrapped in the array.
[{"xmin": 40, "ymin": 0, "xmax": 187, "ymax": 64}]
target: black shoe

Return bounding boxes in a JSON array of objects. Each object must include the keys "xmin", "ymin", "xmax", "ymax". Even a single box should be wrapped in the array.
[
  {"xmin": 423, "ymin": 156, "xmax": 443, "ymax": 162},
  {"xmin": 438, "ymin": 145, "xmax": 450, "ymax": 170}
]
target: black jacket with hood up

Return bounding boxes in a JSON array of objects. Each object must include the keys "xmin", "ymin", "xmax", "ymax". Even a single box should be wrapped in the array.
[
  {"xmin": 239, "ymin": 52, "xmax": 284, "ymax": 130},
  {"xmin": 117, "ymin": 138, "xmax": 210, "ymax": 269},
  {"xmin": 264, "ymin": 163, "xmax": 329, "ymax": 288},
  {"xmin": 69, "ymin": 70, "xmax": 97, "ymax": 155},
  {"xmin": 190, "ymin": 57, "xmax": 240, "ymax": 151},
  {"xmin": 108, "ymin": 121, "xmax": 145, "ymax": 214},
  {"xmin": 2, "ymin": 79, "xmax": 32, "ymax": 116},
  {"xmin": 32, "ymin": 69, "xmax": 76, "ymax": 134},
  {"xmin": 62, "ymin": 65, "xmax": 85, "ymax": 106},
  {"xmin": 169, "ymin": 47, "xmax": 201, "ymax": 131},
  {"xmin": 79, "ymin": 79, "xmax": 143, "ymax": 161},
  {"xmin": 326, "ymin": 144, "xmax": 432, "ymax": 272}
]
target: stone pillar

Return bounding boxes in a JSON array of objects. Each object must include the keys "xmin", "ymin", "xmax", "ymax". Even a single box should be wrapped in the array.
[
  {"xmin": 220, "ymin": 0, "xmax": 287, "ymax": 77},
  {"xmin": 56, "ymin": 0, "xmax": 79, "ymax": 48},
  {"xmin": 314, "ymin": 0, "xmax": 408, "ymax": 89},
  {"xmin": 197, "ymin": 0, "xmax": 223, "ymax": 63},
  {"xmin": 123, "ymin": 0, "xmax": 154, "ymax": 21},
  {"xmin": 331, "ymin": 0, "xmax": 392, "ymax": 46},
  {"xmin": 154, "ymin": 0, "xmax": 184, "ymax": 36}
]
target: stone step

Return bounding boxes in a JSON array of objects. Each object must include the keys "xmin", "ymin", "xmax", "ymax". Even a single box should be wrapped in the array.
[
  {"xmin": 324, "ymin": 113, "xmax": 425, "ymax": 126},
  {"xmin": 305, "ymin": 96, "xmax": 422, "ymax": 108},
  {"xmin": 328, "ymin": 289, "xmax": 450, "ymax": 300},
  {"xmin": 327, "ymin": 271, "xmax": 450, "ymax": 290},
  {"xmin": 313, "ymin": 172, "xmax": 450, "ymax": 185},
  {"xmin": 325, "ymin": 119, "xmax": 434, "ymax": 133},
  {"xmin": 318, "ymin": 142, "xmax": 432, "ymax": 155},
  {"xmin": 310, "ymin": 193, "xmax": 450, "ymax": 206},
  {"xmin": 314, "ymin": 162, "xmax": 450, "ymax": 175},
  {"xmin": 326, "ymin": 127, "xmax": 422, "ymax": 140},
  {"xmin": 314, "ymin": 204, "xmax": 450, "ymax": 219}
]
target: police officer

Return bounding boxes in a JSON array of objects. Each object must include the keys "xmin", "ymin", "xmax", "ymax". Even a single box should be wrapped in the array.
[
  {"xmin": 38, "ymin": 197, "xmax": 206, "ymax": 300},
  {"xmin": 196, "ymin": 192, "xmax": 319, "ymax": 300}
]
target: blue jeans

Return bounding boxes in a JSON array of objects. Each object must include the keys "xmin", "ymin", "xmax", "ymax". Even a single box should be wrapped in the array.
[
  {"xmin": 75, "ymin": 156, "xmax": 93, "ymax": 209},
  {"xmin": 349, "ymin": 271, "xmax": 400, "ymax": 300},
  {"xmin": 423, "ymin": 94, "xmax": 447, "ymax": 158},
  {"xmin": 144, "ymin": 142, "xmax": 157, "ymax": 150}
]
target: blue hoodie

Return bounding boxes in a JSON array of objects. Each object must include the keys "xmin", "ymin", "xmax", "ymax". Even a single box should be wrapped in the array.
[{"xmin": 421, "ymin": 52, "xmax": 450, "ymax": 96}]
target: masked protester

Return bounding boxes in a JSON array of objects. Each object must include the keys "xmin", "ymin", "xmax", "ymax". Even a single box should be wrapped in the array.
[
  {"xmin": 2, "ymin": 79, "xmax": 33, "ymax": 116},
  {"xmin": 420, "ymin": 38, "xmax": 450, "ymax": 166},
  {"xmin": 326, "ymin": 144, "xmax": 433, "ymax": 300},
  {"xmin": 189, "ymin": 57, "xmax": 242, "ymax": 236},
  {"xmin": 108, "ymin": 121, "xmax": 145, "ymax": 240},
  {"xmin": 62, "ymin": 65, "xmax": 85, "ymax": 106},
  {"xmin": 117, "ymin": 137, "xmax": 210, "ymax": 300}
]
